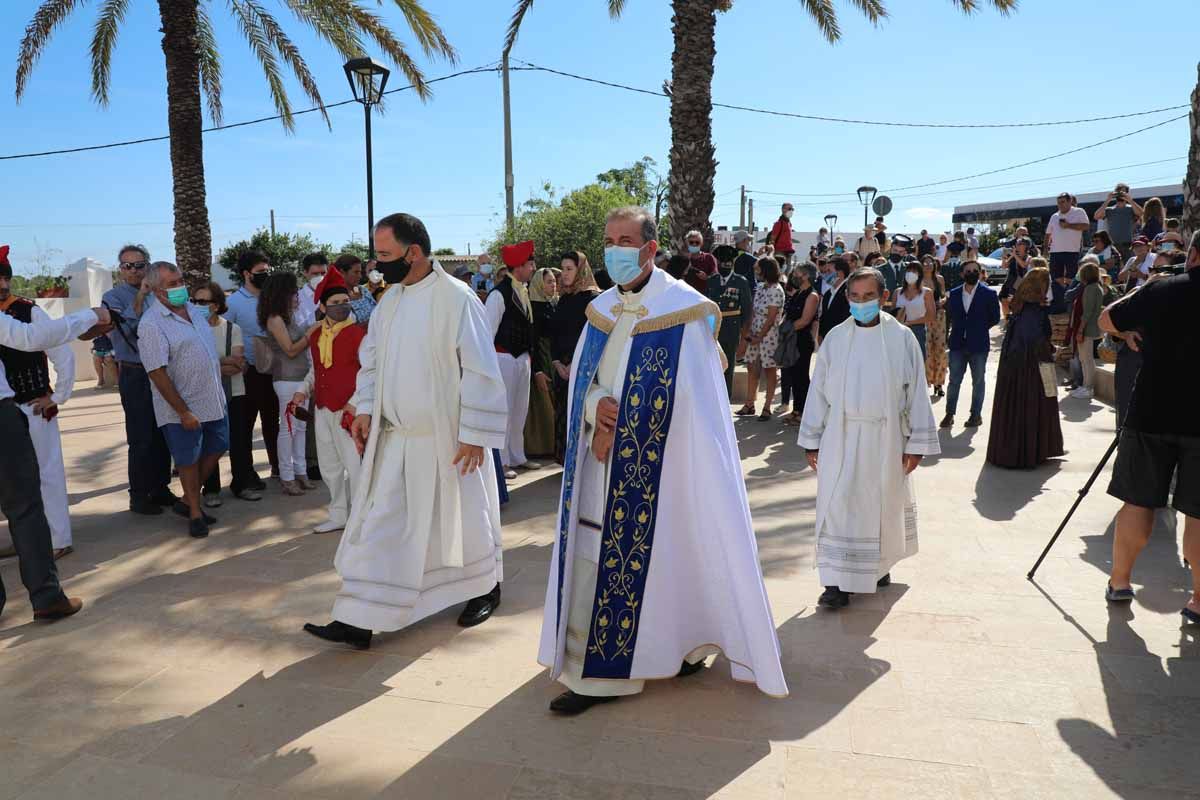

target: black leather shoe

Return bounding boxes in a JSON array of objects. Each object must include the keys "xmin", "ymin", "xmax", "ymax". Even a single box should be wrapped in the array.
[
  {"xmin": 249, "ymin": 475, "xmax": 268, "ymax": 491},
  {"xmin": 189, "ymin": 518, "xmax": 210, "ymax": 539},
  {"xmin": 457, "ymin": 583, "xmax": 501, "ymax": 627},
  {"xmin": 173, "ymin": 501, "xmax": 216, "ymax": 525},
  {"xmin": 876, "ymin": 573, "xmax": 891, "ymax": 588},
  {"xmin": 130, "ymin": 500, "xmax": 164, "ymax": 516},
  {"xmin": 964, "ymin": 414, "xmax": 983, "ymax": 428},
  {"xmin": 939, "ymin": 414, "xmax": 954, "ymax": 429},
  {"xmin": 549, "ymin": 690, "xmax": 619, "ymax": 716},
  {"xmin": 151, "ymin": 489, "xmax": 182, "ymax": 507},
  {"xmin": 303, "ymin": 620, "xmax": 372, "ymax": 650},
  {"xmin": 677, "ymin": 659, "xmax": 707, "ymax": 678},
  {"xmin": 817, "ymin": 586, "xmax": 850, "ymax": 609}
]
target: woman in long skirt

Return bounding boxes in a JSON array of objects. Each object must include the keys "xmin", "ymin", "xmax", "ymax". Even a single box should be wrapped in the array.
[
  {"xmin": 922, "ymin": 257, "xmax": 949, "ymax": 398},
  {"xmin": 986, "ymin": 265, "xmax": 1064, "ymax": 469}
]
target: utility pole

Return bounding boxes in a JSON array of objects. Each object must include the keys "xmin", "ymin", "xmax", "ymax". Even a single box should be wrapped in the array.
[
  {"xmin": 270, "ymin": 209, "xmax": 276, "ymax": 237},
  {"xmin": 502, "ymin": 51, "xmax": 515, "ymax": 237},
  {"xmin": 739, "ymin": 185, "xmax": 746, "ymax": 229},
  {"xmin": 748, "ymin": 198, "xmax": 755, "ymax": 233}
]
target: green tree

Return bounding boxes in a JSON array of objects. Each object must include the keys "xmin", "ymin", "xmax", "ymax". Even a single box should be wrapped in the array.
[
  {"xmin": 596, "ymin": 156, "xmax": 669, "ymax": 229},
  {"xmin": 505, "ymin": 0, "xmax": 1017, "ymax": 249},
  {"xmin": 17, "ymin": 1, "xmax": 456, "ymax": 286},
  {"xmin": 433, "ymin": 247, "xmax": 457, "ymax": 256},
  {"xmin": 335, "ymin": 238, "xmax": 373, "ymax": 264},
  {"xmin": 218, "ymin": 228, "xmax": 332, "ymax": 285}
]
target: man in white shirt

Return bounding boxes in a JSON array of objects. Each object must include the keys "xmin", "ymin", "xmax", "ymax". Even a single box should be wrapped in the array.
[
  {"xmin": 0, "ymin": 297, "xmax": 109, "ymax": 622},
  {"xmin": 296, "ymin": 253, "xmax": 328, "ymax": 328},
  {"xmin": 1046, "ymin": 192, "xmax": 1091, "ymax": 281}
]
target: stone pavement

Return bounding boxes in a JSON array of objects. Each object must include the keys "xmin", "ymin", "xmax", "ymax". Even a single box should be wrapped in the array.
[{"xmin": 1, "ymin": 350, "xmax": 1197, "ymax": 800}]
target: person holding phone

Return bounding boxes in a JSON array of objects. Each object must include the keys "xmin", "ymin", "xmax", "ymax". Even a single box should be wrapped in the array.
[{"xmin": 1094, "ymin": 183, "xmax": 1143, "ymax": 259}]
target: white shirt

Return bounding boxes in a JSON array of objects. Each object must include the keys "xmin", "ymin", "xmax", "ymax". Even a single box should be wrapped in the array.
[
  {"xmin": 26, "ymin": 304, "xmax": 76, "ymax": 406},
  {"xmin": 209, "ymin": 317, "xmax": 246, "ymax": 397},
  {"xmin": 895, "ymin": 287, "xmax": 929, "ymax": 324},
  {"xmin": 1048, "ymin": 207, "xmax": 1089, "ymax": 254},
  {"xmin": 0, "ymin": 307, "xmax": 96, "ymax": 402},
  {"xmin": 484, "ymin": 280, "xmax": 530, "ymax": 338},
  {"xmin": 961, "ymin": 283, "xmax": 977, "ymax": 314},
  {"xmin": 297, "ymin": 283, "xmax": 318, "ymax": 328}
]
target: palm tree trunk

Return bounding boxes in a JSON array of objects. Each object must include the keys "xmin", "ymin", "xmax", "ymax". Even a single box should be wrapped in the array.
[
  {"xmin": 667, "ymin": 0, "xmax": 718, "ymax": 250},
  {"xmin": 1183, "ymin": 62, "xmax": 1200, "ymax": 241},
  {"xmin": 158, "ymin": 0, "xmax": 212, "ymax": 285}
]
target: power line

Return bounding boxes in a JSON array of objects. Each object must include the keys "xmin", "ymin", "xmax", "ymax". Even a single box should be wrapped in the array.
[
  {"xmin": 0, "ymin": 64, "xmax": 501, "ymax": 162},
  {"xmin": 510, "ymin": 60, "xmax": 1188, "ymax": 130}
]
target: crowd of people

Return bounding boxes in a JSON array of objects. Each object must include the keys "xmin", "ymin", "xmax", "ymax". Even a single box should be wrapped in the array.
[{"xmin": 0, "ymin": 191, "xmax": 1196, "ymax": 712}]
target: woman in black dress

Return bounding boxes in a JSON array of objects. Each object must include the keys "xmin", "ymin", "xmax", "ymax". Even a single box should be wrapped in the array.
[
  {"xmin": 548, "ymin": 251, "xmax": 600, "ymax": 464},
  {"xmin": 781, "ymin": 267, "xmax": 819, "ymax": 425},
  {"xmin": 986, "ymin": 267, "xmax": 1064, "ymax": 469},
  {"xmin": 524, "ymin": 267, "xmax": 559, "ymax": 460}
]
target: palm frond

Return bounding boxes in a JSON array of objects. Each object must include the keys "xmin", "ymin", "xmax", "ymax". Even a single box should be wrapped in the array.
[
  {"xmin": 244, "ymin": 0, "xmax": 329, "ymax": 127},
  {"xmin": 846, "ymin": 0, "xmax": 888, "ymax": 25},
  {"xmin": 228, "ymin": 0, "xmax": 295, "ymax": 130},
  {"xmin": 503, "ymin": 0, "xmax": 535, "ymax": 55},
  {"xmin": 338, "ymin": 1, "xmax": 433, "ymax": 99},
  {"xmin": 388, "ymin": 0, "xmax": 456, "ymax": 62},
  {"xmin": 89, "ymin": 0, "xmax": 130, "ymax": 106},
  {"xmin": 197, "ymin": 1, "xmax": 224, "ymax": 125},
  {"xmin": 16, "ymin": 0, "xmax": 87, "ymax": 100},
  {"xmin": 951, "ymin": 0, "xmax": 1018, "ymax": 13},
  {"xmin": 281, "ymin": 0, "xmax": 365, "ymax": 61},
  {"xmin": 797, "ymin": 0, "xmax": 841, "ymax": 43},
  {"xmin": 607, "ymin": 0, "xmax": 627, "ymax": 18}
]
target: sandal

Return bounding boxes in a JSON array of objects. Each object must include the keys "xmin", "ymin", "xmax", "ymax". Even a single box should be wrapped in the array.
[
  {"xmin": 735, "ymin": 405, "xmax": 756, "ymax": 417},
  {"xmin": 53, "ymin": 546, "xmax": 74, "ymax": 561},
  {"xmin": 758, "ymin": 407, "xmax": 773, "ymax": 421}
]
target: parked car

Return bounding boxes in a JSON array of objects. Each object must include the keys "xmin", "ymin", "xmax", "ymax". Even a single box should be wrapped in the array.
[{"xmin": 981, "ymin": 249, "xmax": 1008, "ymax": 284}]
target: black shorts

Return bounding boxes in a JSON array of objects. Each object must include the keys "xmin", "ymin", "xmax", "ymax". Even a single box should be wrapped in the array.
[
  {"xmin": 1048, "ymin": 251, "xmax": 1079, "ymax": 281},
  {"xmin": 1107, "ymin": 429, "xmax": 1200, "ymax": 517}
]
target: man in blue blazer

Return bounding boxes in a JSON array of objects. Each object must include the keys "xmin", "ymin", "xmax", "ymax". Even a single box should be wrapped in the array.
[{"xmin": 942, "ymin": 260, "xmax": 1002, "ymax": 429}]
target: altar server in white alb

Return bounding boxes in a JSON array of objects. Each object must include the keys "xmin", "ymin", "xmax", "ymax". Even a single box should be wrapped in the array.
[
  {"xmin": 0, "ymin": 246, "xmax": 76, "ymax": 560},
  {"xmin": 304, "ymin": 213, "xmax": 508, "ymax": 651},
  {"xmin": 539, "ymin": 207, "xmax": 788, "ymax": 716},
  {"xmin": 798, "ymin": 266, "xmax": 940, "ymax": 611},
  {"xmin": 486, "ymin": 239, "xmax": 543, "ymax": 478}
]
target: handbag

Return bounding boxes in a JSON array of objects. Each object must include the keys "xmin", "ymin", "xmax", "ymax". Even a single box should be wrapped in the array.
[
  {"xmin": 252, "ymin": 335, "xmax": 276, "ymax": 376},
  {"xmin": 774, "ymin": 319, "xmax": 800, "ymax": 369}
]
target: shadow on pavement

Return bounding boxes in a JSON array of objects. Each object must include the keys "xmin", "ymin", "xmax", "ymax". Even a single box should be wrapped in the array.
[{"xmin": 972, "ymin": 459, "xmax": 1063, "ymax": 522}]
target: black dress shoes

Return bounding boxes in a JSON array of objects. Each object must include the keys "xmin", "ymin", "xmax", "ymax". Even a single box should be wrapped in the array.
[
  {"xmin": 173, "ymin": 501, "xmax": 216, "ymax": 525},
  {"xmin": 549, "ymin": 690, "xmax": 619, "ymax": 716},
  {"xmin": 457, "ymin": 583, "xmax": 501, "ymax": 628},
  {"xmin": 303, "ymin": 620, "xmax": 373, "ymax": 650},
  {"xmin": 817, "ymin": 586, "xmax": 850, "ymax": 609},
  {"xmin": 964, "ymin": 414, "xmax": 983, "ymax": 428},
  {"xmin": 151, "ymin": 489, "xmax": 182, "ymax": 507},
  {"xmin": 876, "ymin": 573, "xmax": 891, "ymax": 588},
  {"xmin": 677, "ymin": 658, "xmax": 707, "ymax": 678},
  {"xmin": 939, "ymin": 414, "xmax": 954, "ymax": 429},
  {"xmin": 130, "ymin": 500, "xmax": 164, "ymax": 516}
]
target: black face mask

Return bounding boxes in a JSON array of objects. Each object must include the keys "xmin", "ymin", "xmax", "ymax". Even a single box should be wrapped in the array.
[
  {"xmin": 889, "ymin": 254, "xmax": 902, "ymax": 264},
  {"xmin": 719, "ymin": 264, "xmax": 733, "ymax": 274},
  {"xmin": 249, "ymin": 271, "xmax": 269, "ymax": 289},
  {"xmin": 963, "ymin": 272, "xmax": 980, "ymax": 285},
  {"xmin": 324, "ymin": 303, "xmax": 353, "ymax": 322},
  {"xmin": 376, "ymin": 251, "xmax": 413, "ymax": 284}
]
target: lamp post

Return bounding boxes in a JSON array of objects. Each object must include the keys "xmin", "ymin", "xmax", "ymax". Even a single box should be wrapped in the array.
[
  {"xmin": 344, "ymin": 57, "xmax": 390, "ymax": 258},
  {"xmin": 823, "ymin": 214, "xmax": 837, "ymax": 247},
  {"xmin": 856, "ymin": 186, "xmax": 877, "ymax": 230}
]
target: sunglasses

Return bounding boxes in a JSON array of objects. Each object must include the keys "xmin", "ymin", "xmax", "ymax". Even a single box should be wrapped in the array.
[
  {"xmin": 190, "ymin": 297, "xmax": 215, "ymax": 306},
  {"xmin": 120, "ymin": 261, "xmax": 149, "ymax": 271}
]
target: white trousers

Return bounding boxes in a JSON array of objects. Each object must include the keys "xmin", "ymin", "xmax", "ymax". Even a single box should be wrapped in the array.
[
  {"xmin": 273, "ymin": 380, "xmax": 308, "ymax": 481},
  {"xmin": 496, "ymin": 352, "xmax": 530, "ymax": 467},
  {"xmin": 314, "ymin": 406, "xmax": 361, "ymax": 527},
  {"xmin": 21, "ymin": 404, "xmax": 71, "ymax": 549}
]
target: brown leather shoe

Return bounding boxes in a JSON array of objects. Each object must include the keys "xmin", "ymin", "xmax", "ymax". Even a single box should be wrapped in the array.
[{"xmin": 33, "ymin": 596, "xmax": 83, "ymax": 622}]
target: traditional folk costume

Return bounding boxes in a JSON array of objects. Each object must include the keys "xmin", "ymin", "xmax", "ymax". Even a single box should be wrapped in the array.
[
  {"xmin": 301, "ymin": 268, "xmax": 366, "ymax": 534},
  {"xmin": 706, "ymin": 245, "xmax": 753, "ymax": 398},
  {"xmin": 306, "ymin": 261, "xmax": 508, "ymax": 649},
  {"xmin": 486, "ymin": 241, "xmax": 537, "ymax": 470},
  {"xmin": 0, "ymin": 248, "xmax": 75, "ymax": 556},
  {"xmin": 798, "ymin": 312, "xmax": 940, "ymax": 600},
  {"xmin": 539, "ymin": 267, "xmax": 788, "ymax": 703}
]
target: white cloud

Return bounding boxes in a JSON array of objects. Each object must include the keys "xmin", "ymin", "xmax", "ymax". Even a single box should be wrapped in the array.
[{"xmin": 904, "ymin": 207, "xmax": 947, "ymax": 221}]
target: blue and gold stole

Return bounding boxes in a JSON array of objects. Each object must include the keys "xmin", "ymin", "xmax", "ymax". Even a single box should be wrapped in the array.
[{"xmin": 554, "ymin": 315, "xmax": 686, "ymax": 680}]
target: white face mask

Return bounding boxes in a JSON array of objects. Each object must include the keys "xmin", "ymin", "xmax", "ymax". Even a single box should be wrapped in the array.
[
  {"xmin": 784, "ymin": 210, "xmax": 793, "ymax": 219},
  {"xmin": 309, "ymin": 275, "xmax": 324, "ymax": 290},
  {"xmin": 905, "ymin": 272, "xmax": 920, "ymax": 285}
]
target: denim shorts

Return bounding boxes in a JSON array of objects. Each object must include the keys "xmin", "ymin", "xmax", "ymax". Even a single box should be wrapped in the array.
[{"xmin": 162, "ymin": 416, "xmax": 230, "ymax": 468}]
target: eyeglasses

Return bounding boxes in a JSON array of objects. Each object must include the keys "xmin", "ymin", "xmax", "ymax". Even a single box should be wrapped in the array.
[
  {"xmin": 191, "ymin": 298, "xmax": 215, "ymax": 306},
  {"xmin": 120, "ymin": 261, "xmax": 149, "ymax": 271}
]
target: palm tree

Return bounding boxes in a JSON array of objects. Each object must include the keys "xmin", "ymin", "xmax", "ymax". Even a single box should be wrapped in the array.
[
  {"xmin": 1183, "ymin": 62, "xmax": 1200, "ymax": 241},
  {"xmin": 505, "ymin": 0, "xmax": 1017, "ymax": 249},
  {"xmin": 17, "ymin": 1, "xmax": 455, "ymax": 285}
]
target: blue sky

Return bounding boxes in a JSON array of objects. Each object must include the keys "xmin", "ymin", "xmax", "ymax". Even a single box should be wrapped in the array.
[{"xmin": 1, "ymin": 0, "xmax": 1196, "ymax": 274}]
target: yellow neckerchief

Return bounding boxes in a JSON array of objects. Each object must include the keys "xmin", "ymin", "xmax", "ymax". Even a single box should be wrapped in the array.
[{"xmin": 317, "ymin": 317, "xmax": 355, "ymax": 368}]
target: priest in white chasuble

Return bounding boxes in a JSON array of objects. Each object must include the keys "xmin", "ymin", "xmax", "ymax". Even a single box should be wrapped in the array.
[
  {"xmin": 304, "ymin": 213, "xmax": 508, "ymax": 651},
  {"xmin": 538, "ymin": 206, "xmax": 788, "ymax": 716},
  {"xmin": 798, "ymin": 266, "xmax": 940, "ymax": 611}
]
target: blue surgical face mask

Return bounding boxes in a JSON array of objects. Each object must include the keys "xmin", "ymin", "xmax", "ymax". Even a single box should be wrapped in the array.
[
  {"xmin": 604, "ymin": 244, "xmax": 648, "ymax": 286},
  {"xmin": 849, "ymin": 299, "xmax": 880, "ymax": 324},
  {"xmin": 192, "ymin": 303, "xmax": 211, "ymax": 320},
  {"xmin": 166, "ymin": 286, "xmax": 189, "ymax": 308},
  {"xmin": 687, "ymin": 245, "xmax": 701, "ymax": 255}
]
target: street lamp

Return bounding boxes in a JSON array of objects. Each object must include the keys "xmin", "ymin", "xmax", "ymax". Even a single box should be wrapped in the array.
[
  {"xmin": 823, "ymin": 214, "xmax": 837, "ymax": 245},
  {"xmin": 856, "ymin": 186, "xmax": 877, "ymax": 229},
  {"xmin": 344, "ymin": 56, "xmax": 390, "ymax": 258}
]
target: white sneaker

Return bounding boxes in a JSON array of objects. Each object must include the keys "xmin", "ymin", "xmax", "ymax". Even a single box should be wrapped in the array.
[
  {"xmin": 1069, "ymin": 387, "xmax": 1094, "ymax": 400},
  {"xmin": 313, "ymin": 519, "xmax": 345, "ymax": 534},
  {"xmin": 517, "ymin": 461, "xmax": 543, "ymax": 470},
  {"xmin": 503, "ymin": 469, "xmax": 518, "ymax": 480}
]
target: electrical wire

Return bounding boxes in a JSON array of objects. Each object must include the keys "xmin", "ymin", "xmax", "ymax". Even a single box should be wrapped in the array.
[
  {"xmin": 510, "ymin": 60, "xmax": 1188, "ymax": 130},
  {"xmin": 0, "ymin": 64, "xmax": 501, "ymax": 162}
]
